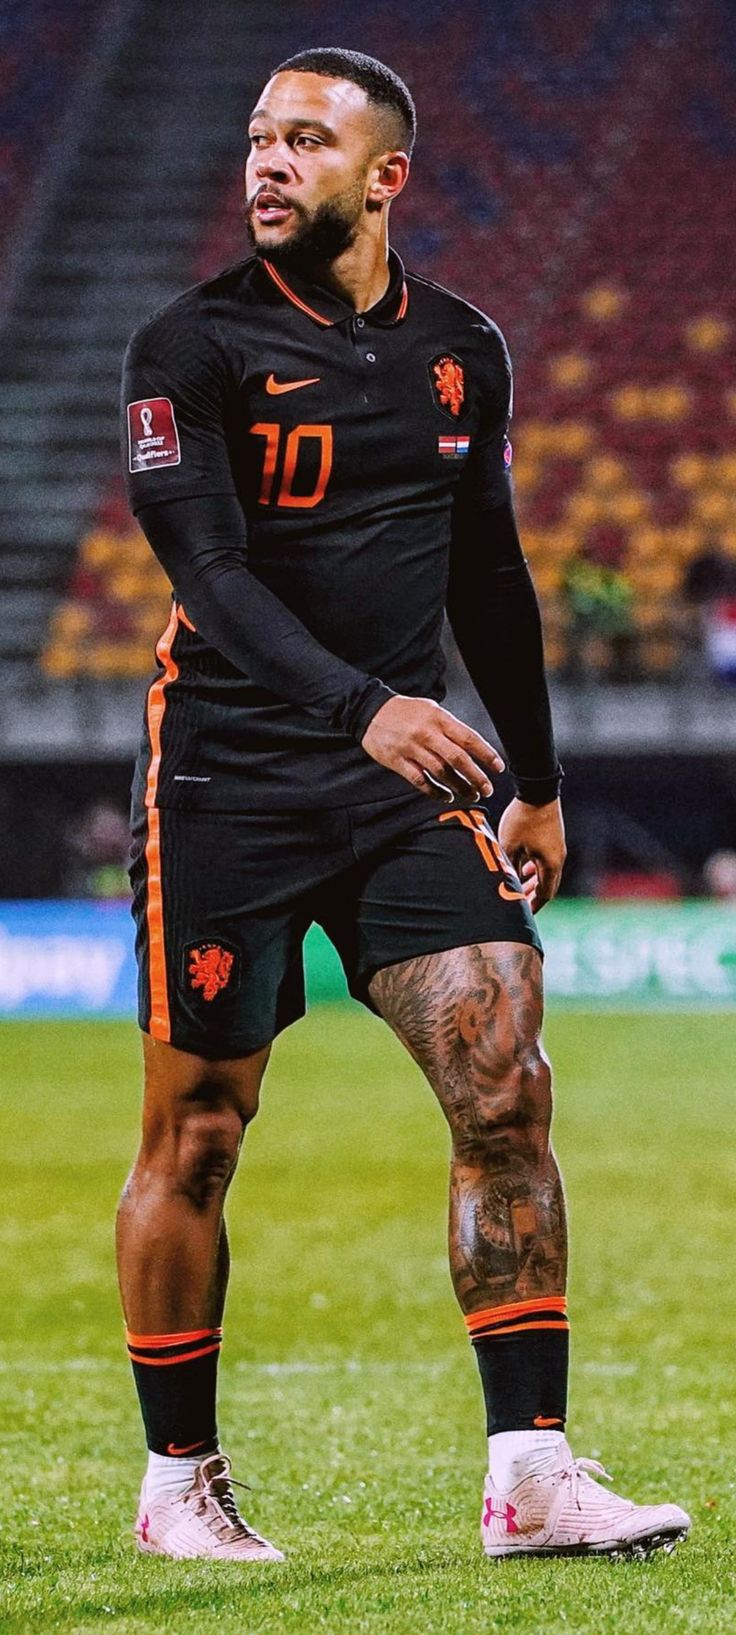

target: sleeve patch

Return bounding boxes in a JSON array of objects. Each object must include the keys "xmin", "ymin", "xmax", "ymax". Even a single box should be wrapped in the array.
[{"xmin": 127, "ymin": 397, "xmax": 181, "ymax": 473}]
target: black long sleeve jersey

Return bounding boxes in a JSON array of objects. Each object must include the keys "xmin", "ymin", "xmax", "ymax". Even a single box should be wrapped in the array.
[{"xmin": 121, "ymin": 247, "xmax": 561, "ymax": 812}]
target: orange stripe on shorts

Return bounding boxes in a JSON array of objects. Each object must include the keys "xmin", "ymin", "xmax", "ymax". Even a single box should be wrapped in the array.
[{"xmin": 142, "ymin": 603, "xmax": 181, "ymax": 1042}]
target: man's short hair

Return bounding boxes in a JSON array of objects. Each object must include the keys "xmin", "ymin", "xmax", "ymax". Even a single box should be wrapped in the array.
[{"xmin": 272, "ymin": 47, "xmax": 416, "ymax": 155}]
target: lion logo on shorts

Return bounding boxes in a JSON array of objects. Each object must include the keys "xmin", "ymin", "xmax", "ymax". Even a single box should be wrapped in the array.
[{"xmin": 187, "ymin": 942, "xmax": 235, "ymax": 1001}]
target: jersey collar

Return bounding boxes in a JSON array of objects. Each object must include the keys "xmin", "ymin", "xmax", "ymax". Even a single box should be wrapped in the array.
[{"xmin": 260, "ymin": 247, "xmax": 409, "ymax": 328}]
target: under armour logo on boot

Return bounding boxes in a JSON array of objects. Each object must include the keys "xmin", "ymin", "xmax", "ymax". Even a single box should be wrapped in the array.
[{"xmin": 483, "ymin": 1497, "xmax": 519, "ymax": 1533}]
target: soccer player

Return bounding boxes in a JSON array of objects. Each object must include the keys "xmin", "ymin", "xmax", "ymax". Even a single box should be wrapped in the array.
[{"xmin": 118, "ymin": 47, "xmax": 690, "ymax": 1561}]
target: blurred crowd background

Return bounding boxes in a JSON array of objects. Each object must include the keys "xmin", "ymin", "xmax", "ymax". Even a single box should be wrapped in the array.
[{"xmin": 0, "ymin": 0, "xmax": 735, "ymax": 901}]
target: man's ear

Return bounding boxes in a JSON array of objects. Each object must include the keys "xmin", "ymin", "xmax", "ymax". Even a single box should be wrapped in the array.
[{"xmin": 366, "ymin": 151, "xmax": 410, "ymax": 210}]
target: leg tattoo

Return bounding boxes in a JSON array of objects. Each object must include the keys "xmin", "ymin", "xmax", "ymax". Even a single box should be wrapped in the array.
[{"xmin": 369, "ymin": 943, "xmax": 567, "ymax": 1315}]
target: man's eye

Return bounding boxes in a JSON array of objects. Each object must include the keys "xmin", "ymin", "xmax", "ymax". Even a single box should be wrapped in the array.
[
  {"xmin": 295, "ymin": 134, "xmax": 321, "ymax": 148},
  {"xmin": 249, "ymin": 133, "xmax": 267, "ymax": 146}
]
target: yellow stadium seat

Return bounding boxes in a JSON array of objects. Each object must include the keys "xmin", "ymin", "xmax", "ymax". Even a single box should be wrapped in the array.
[
  {"xmin": 106, "ymin": 572, "xmax": 151, "ymax": 603},
  {"xmin": 523, "ymin": 529, "xmax": 578, "ymax": 563},
  {"xmin": 531, "ymin": 564, "xmax": 562, "ymax": 596},
  {"xmin": 629, "ymin": 527, "xmax": 704, "ymax": 564},
  {"xmin": 559, "ymin": 425, "xmax": 595, "ymax": 457},
  {"xmin": 632, "ymin": 599, "xmax": 669, "ymax": 631},
  {"xmin": 566, "ymin": 491, "xmax": 604, "ymax": 526},
  {"xmin": 41, "ymin": 645, "xmax": 79, "ymax": 679},
  {"xmin": 685, "ymin": 314, "xmax": 730, "ymax": 354},
  {"xmin": 670, "ymin": 454, "xmax": 707, "ymax": 489},
  {"xmin": 82, "ymin": 530, "xmax": 121, "ymax": 569},
  {"xmin": 630, "ymin": 561, "xmax": 680, "ymax": 594},
  {"xmin": 508, "ymin": 458, "xmax": 539, "ymax": 494},
  {"xmin": 581, "ymin": 284, "xmax": 627, "ymax": 321},
  {"xmin": 611, "ymin": 384, "xmax": 689, "ymax": 422},
  {"xmin": 49, "ymin": 604, "xmax": 93, "ymax": 638},
  {"xmin": 692, "ymin": 490, "xmax": 732, "ymax": 527},
  {"xmin": 666, "ymin": 527, "xmax": 705, "ymax": 558},
  {"xmin": 135, "ymin": 599, "xmax": 171, "ymax": 632},
  {"xmin": 585, "ymin": 455, "xmax": 628, "ymax": 491},
  {"xmin": 607, "ymin": 490, "xmax": 649, "ymax": 524},
  {"xmin": 548, "ymin": 353, "xmax": 592, "ymax": 389},
  {"xmin": 658, "ymin": 386, "xmax": 690, "ymax": 421},
  {"xmin": 627, "ymin": 527, "xmax": 667, "ymax": 562},
  {"xmin": 120, "ymin": 646, "xmax": 157, "ymax": 676},
  {"xmin": 84, "ymin": 645, "xmax": 131, "ymax": 677},
  {"xmin": 519, "ymin": 421, "xmax": 593, "ymax": 457}
]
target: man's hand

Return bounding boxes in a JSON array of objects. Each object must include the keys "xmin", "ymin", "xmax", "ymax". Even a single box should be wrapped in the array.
[
  {"xmin": 361, "ymin": 695, "xmax": 505, "ymax": 800},
  {"xmin": 498, "ymin": 796, "xmax": 566, "ymax": 912}
]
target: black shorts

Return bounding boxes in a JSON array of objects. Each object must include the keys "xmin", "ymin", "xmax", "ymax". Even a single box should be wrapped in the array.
[{"xmin": 130, "ymin": 790, "xmax": 543, "ymax": 1059}]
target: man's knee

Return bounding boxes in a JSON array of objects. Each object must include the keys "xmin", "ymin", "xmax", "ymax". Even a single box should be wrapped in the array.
[
  {"xmin": 138, "ymin": 1039, "xmax": 271, "ymax": 1205},
  {"xmin": 174, "ymin": 1100, "xmax": 246, "ymax": 1206},
  {"xmin": 452, "ymin": 1023, "xmax": 552, "ymax": 1164}
]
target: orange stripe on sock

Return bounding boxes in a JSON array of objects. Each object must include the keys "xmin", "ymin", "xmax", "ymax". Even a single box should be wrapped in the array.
[
  {"xmin": 127, "ymin": 1341, "xmax": 222, "ymax": 1367},
  {"xmin": 464, "ymin": 1297, "xmax": 567, "ymax": 1334},
  {"xmin": 468, "ymin": 1319, "xmax": 570, "ymax": 1338},
  {"xmin": 125, "ymin": 1327, "xmax": 222, "ymax": 1349}
]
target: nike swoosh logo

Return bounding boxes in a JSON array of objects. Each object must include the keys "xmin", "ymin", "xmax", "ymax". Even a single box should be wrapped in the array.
[
  {"xmin": 265, "ymin": 373, "xmax": 321, "ymax": 395},
  {"xmin": 166, "ymin": 1438, "xmax": 208, "ymax": 1456},
  {"xmin": 533, "ymin": 1415, "xmax": 563, "ymax": 1429}
]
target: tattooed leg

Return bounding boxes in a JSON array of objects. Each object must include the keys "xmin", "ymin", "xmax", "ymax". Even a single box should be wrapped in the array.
[
  {"xmin": 368, "ymin": 942, "xmax": 567, "ymax": 1314},
  {"xmin": 369, "ymin": 941, "xmax": 569, "ymax": 1434}
]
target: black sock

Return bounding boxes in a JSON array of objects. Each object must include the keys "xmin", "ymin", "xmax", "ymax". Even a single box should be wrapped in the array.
[
  {"xmin": 465, "ymin": 1299, "xmax": 569, "ymax": 1435},
  {"xmin": 126, "ymin": 1326, "xmax": 221, "ymax": 1456}
]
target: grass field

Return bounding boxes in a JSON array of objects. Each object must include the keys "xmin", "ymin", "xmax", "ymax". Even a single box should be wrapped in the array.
[{"xmin": 1, "ymin": 1006, "xmax": 734, "ymax": 1634}]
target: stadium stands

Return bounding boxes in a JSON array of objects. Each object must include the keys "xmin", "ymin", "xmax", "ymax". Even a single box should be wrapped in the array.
[
  {"xmin": 514, "ymin": 0, "xmax": 736, "ymax": 676},
  {"xmin": 0, "ymin": 0, "xmax": 98, "ymax": 289},
  {"xmin": 2, "ymin": 0, "xmax": 734, "ymax": 690}
]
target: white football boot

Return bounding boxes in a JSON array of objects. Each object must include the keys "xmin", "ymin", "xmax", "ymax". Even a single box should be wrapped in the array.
[
  {"xmin": 135, "ymin": 1451, "xmax": 285, "ymax": 1561},
  {"xmin": 482, "ymin": 1442, "xmax": 690, "ymax": 1559}
]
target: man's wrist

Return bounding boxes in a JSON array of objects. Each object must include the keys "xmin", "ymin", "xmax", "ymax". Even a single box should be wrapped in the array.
[
  {"xmin": 348, "ymin": 679, "xmax": 397, "ymax": 741},
  {"xmin": 513, "ymin": 766, "xmax": 564, "ymax": 806}
]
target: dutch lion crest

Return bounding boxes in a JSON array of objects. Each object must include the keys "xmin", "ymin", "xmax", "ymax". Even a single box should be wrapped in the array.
[
  {"xmin": 430, "ymin": 353, "xmax": 466, "ymax": 419},
  {"xmin": 186, "ymin": 942, "xmax": 237, "ymax": 1001}
]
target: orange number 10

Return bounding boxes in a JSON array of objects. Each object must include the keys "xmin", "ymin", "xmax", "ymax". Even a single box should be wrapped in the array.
[{"xmin": 249, "ymin": 422, "xmax": 333, "ymax": 509}]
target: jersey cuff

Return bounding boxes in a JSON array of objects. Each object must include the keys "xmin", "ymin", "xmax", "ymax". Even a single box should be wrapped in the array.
[
  {"xmin": 349, "ymin": 680, "xmax": 397, "ymax": 742},
  {"xmin": 513, "ymin": 766, "xmax": 564, "ymax": 806}
]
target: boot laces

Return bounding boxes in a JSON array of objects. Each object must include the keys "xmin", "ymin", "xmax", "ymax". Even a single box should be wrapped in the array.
[
  {"xmin": 185, "ymin": 1453, "xmax": 263, "ymax": 1542},
  {"xmin": 540, "ymin": 1455, "xmax": 613, "ymax": 1538},
  {"xmin": 566, "ymin": 1457, "xmax": 613, "ymax": 1511}
]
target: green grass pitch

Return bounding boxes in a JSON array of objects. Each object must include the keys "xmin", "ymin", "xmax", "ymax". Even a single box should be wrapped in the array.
[{"xmin": 1, "ymin": 1007, "xmax": 734, "ymax": 1633}]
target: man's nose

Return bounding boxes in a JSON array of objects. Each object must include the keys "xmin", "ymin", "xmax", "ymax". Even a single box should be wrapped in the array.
[{"xmin": 255, "ymin": 151, "xmax": 292, "ymax": 182}]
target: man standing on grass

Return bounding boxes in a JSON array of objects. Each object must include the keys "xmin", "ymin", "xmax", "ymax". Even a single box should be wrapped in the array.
[{"xmin": 118, "ymin": 46, "xmax": 690, "ymax": 1561}]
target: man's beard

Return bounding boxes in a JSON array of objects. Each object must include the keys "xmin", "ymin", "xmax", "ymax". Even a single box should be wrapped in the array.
[{"xmin": 244, "ymin": 190, "xmax": 362, "ymax": 273}]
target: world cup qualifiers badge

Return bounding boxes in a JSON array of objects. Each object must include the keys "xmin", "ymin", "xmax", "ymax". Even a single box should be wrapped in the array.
[{"xmin": 127, "ymin": 397, "xmax": 181, "ymax": 472}]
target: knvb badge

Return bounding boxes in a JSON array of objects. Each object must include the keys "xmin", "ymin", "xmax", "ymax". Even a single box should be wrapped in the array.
[{"xmin": 127, "ymin": 397, "xmax": 181, "ymax": 473}]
